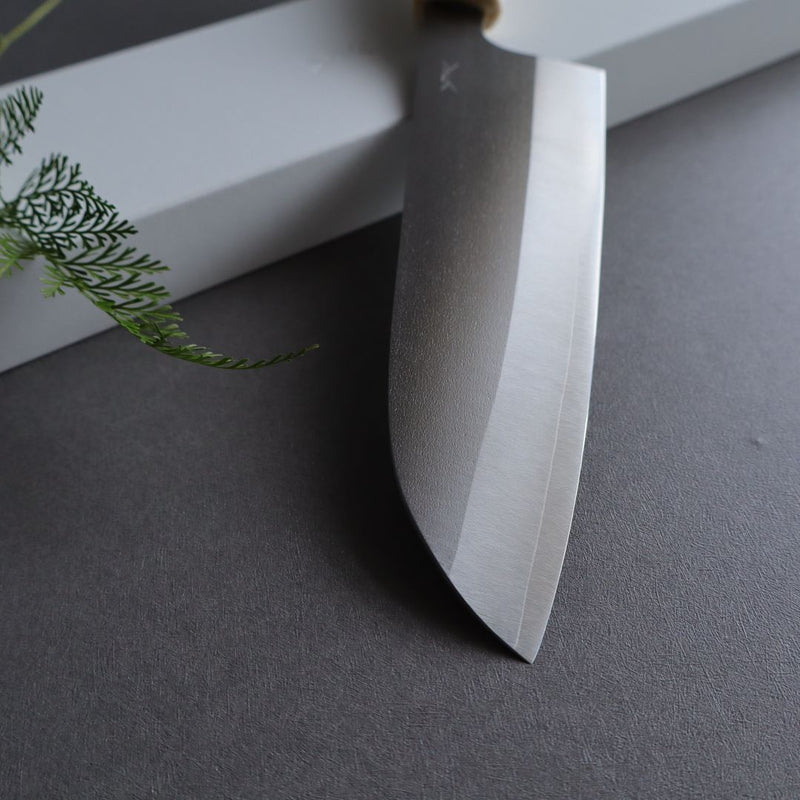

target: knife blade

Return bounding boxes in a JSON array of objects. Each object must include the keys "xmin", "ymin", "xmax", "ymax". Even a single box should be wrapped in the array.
[{"xmin": 389, "ymin": 0, "xmax": 605, "ymax": 662}]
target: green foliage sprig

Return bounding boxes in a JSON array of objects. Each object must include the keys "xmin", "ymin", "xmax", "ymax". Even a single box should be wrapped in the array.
[{"xmin": 0, "ymin": 10, "xmax": 317, "ymax": 369}]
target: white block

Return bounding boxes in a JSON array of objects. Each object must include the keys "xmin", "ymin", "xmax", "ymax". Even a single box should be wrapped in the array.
[{"xmin": 1, "ymin": 0, "xmax": 798, "ymax": 372}]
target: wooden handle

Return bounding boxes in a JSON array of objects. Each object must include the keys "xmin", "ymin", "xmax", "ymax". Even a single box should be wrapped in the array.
[{"xmin": 414, "ymin": 0, "xmax": 502, "ymax": 29}]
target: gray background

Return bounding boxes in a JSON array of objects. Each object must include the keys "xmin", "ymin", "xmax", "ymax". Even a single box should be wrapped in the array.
[{"xmin": 2, "ymin": 2, "xmax": 800, "ymax": 798}]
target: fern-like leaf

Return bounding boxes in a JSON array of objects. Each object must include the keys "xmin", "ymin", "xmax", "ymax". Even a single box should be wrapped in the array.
[
  {"xmin": 149, "ymin": 341, "xmax": 317, "ymax": 370},
  {"xmin": 0, "ymin": 86, "xmax": 43, "ymax": 167},
  {"xmin": 0, "ymin": 84, "xmax": 315, "ymax": 370},
  {"xmin": 0, "ymin": 230, "xmax": 38, "ymax": 278},
  {"xmin": 39, "ymin": 254, "xmax": 317, "ymax": 368},
  {"xmin": 7, "ymin": 154, "xmax": 136, "ymax": 253},
  {"xmin": 67, "ymin": 242, "xmax": 169, "ymax": 275}
]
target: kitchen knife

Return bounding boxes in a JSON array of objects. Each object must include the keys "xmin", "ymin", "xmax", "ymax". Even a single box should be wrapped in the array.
[{"xmin": 389, "ymin": 0, "xmax": 605, "ymax": 662}]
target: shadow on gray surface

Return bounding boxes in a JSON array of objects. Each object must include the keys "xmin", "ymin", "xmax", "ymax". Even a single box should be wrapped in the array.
[
  {"xmin": 181, "ymin": 214, "xmax": 515, "ymax": 663},
  {"xmin": 254, "ymin": 215, "xmax": 510, "ymax": 659}
]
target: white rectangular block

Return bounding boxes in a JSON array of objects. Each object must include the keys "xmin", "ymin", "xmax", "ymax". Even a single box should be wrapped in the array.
[{"xmin": 1, "ymin": 0, "xmax": 799, "ymax": 372}]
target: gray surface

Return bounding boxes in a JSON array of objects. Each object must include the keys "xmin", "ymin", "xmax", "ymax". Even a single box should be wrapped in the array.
[{"xmin": 3, "ymin": 3, "xmax": 800, "ymax": 798}]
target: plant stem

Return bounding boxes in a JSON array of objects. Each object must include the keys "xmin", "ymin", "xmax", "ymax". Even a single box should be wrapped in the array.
[{"xmin": 0, "ymin": 0, "xmax": 61, "ymax": 59}]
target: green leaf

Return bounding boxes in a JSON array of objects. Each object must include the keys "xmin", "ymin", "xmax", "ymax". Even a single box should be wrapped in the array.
[
  {"xmin": 0, "ymin": 86, "xmax": 44, "ymax": 167},
  {"xmin": 0, "ymin": 230, "xmax": 38, "ymax": 278},
  {"xmin": 5, "ymin": 154, "xmax": 137, "ymax": 253},
  {"xmin": 0, "ymin": 95, "xmax": 316, "ymax": 369}
]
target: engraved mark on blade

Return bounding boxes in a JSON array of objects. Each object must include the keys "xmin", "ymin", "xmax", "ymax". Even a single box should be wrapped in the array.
[{"xmin": 440, "ymin": 60, "xmax": 459, "ymax": 93}]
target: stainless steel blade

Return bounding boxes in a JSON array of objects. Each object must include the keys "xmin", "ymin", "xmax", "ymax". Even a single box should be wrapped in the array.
[{"xmin": 389, "ymin": 2, "xmax": 605, "ymax": 662}]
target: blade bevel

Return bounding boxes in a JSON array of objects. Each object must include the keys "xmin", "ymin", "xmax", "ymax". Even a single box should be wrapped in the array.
[{"xmin": 515, "ymin": 67, "xmax": 606, "ymax": 659}]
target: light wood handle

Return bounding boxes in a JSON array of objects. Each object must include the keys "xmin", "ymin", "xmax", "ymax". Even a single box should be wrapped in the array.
[{"xmin": 414, "ymin": 0, "xmax": 502, "ymax": 29}]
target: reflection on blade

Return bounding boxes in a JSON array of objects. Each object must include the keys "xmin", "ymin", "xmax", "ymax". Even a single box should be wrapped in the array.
[{"xmin": 389, "ymin": 5, "xmax": 605, "ymax": 663}]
